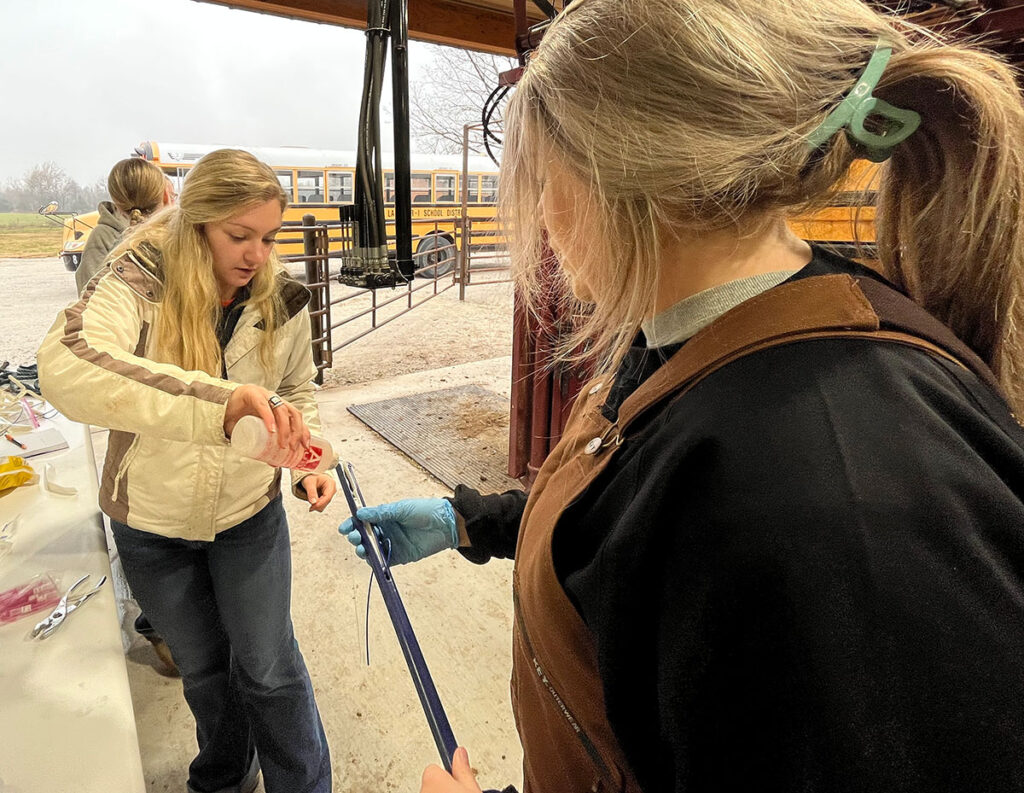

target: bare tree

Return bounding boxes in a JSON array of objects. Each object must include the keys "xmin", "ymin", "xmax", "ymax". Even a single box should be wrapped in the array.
[
  {"xmin": 78, "ymin": 176, "xmax": 110, "ymax": 212},
  {"xmin": 411, "ymin": 45, "xmax": 516, "ymax": 156},
  {"xmin": 0, "ymin": 166, "xmax": 108, "ymax": 213},
  {"xmin": 22, "ymin": 162, "xmax": 76, "ymax": 211},
  {"xmin": 0, "ymin": 177, "xmax": 28, "ymax": 213}
]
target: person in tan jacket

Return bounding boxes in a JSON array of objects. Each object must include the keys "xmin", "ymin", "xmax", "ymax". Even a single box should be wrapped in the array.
[{"xmin": 39, "ymin": 149, "xmax": 334, "ymax": 793}]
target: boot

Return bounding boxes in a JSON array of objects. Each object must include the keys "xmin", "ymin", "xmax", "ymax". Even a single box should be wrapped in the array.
[
  {"xmin": 186, "ymin": 753, "xmax": 261, "ymax": 793},
  {"xmin": 134, "ymin": 613, "xmax": 180, "ymax": 677}
]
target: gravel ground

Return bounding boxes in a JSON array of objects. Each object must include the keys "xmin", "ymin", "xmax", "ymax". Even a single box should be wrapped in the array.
[
  {"xmin": 321, "ymin": 273, "xmax": 515, "ymax": 386},
  {"xmin": 0, "ymin": 257, "xmax": 515, "ymax": 383},
  {"xmin": 0, "ymin": 257, "xmax": 79, "ymax": 370}
]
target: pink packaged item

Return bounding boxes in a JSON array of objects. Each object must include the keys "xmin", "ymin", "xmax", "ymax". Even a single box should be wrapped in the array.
[{"xmin": 0, "ymin": 573, "xmax": 62, "ymax": 624}]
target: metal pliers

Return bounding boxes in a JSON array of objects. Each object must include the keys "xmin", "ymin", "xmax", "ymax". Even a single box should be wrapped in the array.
[{"xmin": 31, "ymin": 574, "xmax": 107, "ymax": 639}]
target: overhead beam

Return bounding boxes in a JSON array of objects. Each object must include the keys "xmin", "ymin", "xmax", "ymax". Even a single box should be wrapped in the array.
[{"xmin": 201, "ymin": 0, "xmax": 525, "ymax": 55}]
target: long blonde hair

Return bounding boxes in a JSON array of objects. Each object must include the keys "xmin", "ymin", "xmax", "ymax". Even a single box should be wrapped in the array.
[
  {"xmin": 501, "ymin": 0, "xmax": 1024, "ymax": 412},
  {"xmin": 107, "ymin": 158, "xmax": 167, "ymax": 226},
  {"xmin": 114, "ymin": 149, "xmax": 288, "ymax": 376}
]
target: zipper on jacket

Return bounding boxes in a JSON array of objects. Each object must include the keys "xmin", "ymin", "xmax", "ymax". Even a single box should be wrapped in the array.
[
  {"xmin": 512, "ymin": 586, "xmax": 619, "ymax": 791},
  {"xmin": 112, "ymin": 436, "xmax": 141, "ymax": 502}
]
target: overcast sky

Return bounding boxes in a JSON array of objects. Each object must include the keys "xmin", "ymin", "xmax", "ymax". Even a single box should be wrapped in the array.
[{"xmin": 0, "ymin": 0, "xmax": 434, "ymax": 186}]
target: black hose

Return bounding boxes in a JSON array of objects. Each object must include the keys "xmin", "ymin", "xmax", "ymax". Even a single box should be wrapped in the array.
[
  {"xmin": 482, "ymin": 84, "xmax": 510, "ymax": 168},
  {"xmin": 390, "ymin": 0, "xmax": 414, "ymax": 280},
  {"xmin": 531, "ymin": 0, "xmax": 558, "ymax": 18},
  {"xmin": 356, "ymin": 0, "xmax": 391, "ymax": 249}
]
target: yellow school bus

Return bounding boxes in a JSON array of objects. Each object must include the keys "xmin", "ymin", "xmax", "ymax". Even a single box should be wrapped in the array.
[
  {"xmin": 789, "ymin": 160, "xmax": 881, "ymax": 259},
  {"xmin": 61, "ymin": 142, "xmax": 879, "ymax": 275},
  {"xmin": 58, "ymin": 214, "xmax": 102, "ymax": 272},
  {"xmin": 61, "ymin": 140, "xmax": 501, "ymax": 276}
]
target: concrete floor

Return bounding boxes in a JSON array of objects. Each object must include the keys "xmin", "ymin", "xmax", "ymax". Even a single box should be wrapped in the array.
[{"xmin": 114, "ymin": 355, "xmax": 524, "ymax": 793}]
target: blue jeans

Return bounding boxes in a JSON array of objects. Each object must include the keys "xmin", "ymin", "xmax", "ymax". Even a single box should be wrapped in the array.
[{"xmin": 111, "ymin": 498, "xmax": 331, "ymax": 793}]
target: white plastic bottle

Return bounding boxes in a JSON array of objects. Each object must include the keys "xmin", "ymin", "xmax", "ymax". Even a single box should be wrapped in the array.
[{"xmin": 231, "ymin": 415, "xmax": 336, "ymax": 474}]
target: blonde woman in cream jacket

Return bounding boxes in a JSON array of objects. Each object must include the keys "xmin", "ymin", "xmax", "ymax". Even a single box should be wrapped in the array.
[{"xmin": 39, "ymin": 148, "xmax": 334, "ymax": 793}]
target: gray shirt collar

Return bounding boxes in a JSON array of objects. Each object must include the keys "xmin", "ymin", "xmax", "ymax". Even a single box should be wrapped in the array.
[{"xmin": 642, "ymin": 270, "xmax": 798, "ymax": 348}]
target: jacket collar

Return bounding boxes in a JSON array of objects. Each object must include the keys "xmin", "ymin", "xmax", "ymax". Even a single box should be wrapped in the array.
[
  {"xmin": 111, "ymin": 242, "xmax": 310, "ymax": 320},
  {"xmin": 96, "ymin": 201, "xmax": 129, "ymax": 233},
  {"xmin": 275, "ymin": 276, "xmax": 311, "ymax": 322},
  {"xmin": 224, "ymin": 280, "xmax": 310, "ymax": 371}
]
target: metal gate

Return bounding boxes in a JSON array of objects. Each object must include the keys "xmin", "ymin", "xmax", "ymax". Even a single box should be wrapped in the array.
[{"xmin": 279, "ymin": 212, "xmax": 509, "ymax": 384}]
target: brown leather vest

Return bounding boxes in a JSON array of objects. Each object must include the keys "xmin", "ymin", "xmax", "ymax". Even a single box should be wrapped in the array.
[{"xmin": 510, "ymin": 274, "xmax": 1001, "ymax": 793}]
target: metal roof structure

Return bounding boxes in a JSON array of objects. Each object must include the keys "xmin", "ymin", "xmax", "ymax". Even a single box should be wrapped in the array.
[
  {"xmin": 200, "ymin": 1, "xmax": 1024, "ymax": 61},
  {"xmin": 200, "ymin": 0, "xmax": 546, "ymax": 55}
]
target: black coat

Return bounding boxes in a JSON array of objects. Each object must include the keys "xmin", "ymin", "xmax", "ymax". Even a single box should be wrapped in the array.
[{"xmin": 454, "ymin": 249, "xmax": 1024, "ymax": 792}]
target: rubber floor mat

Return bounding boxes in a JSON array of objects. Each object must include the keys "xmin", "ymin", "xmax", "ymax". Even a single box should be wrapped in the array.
[{"xmin": 347, "ymin": 384, "xmax": 523, "ymax": 492}]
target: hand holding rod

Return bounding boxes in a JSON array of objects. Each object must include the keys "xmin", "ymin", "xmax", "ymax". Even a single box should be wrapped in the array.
[{"xmin": 335, "ymin": 463, "xmax": 458, "ymax": 771}]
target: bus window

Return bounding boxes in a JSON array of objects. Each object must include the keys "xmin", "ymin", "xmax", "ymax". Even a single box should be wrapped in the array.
[
  {"xmin": 328, "ymin": 172, "xmax": 353, "ymax": 203},
  {"xmin": 297, "ymin": 170, "xmax": 325, "ymax": 203},
  {"xmin": 385, "ymin": 172, "xmax": 430, "ymax": 203},
  {"xmin": 412, "ymin": 172, "xmax": 432, "ymax": 203},
  {"xmin": 435, "ymin": 174, "xmax": 456, "ymax": 203},
  {"xmin": 276, "ymin": 171, "xmax": 294, "ymax": 202},
  {"xmin": 480, "ymin": 174, "xmax": 498, "ymax": 203},
  {"xmin": 466, "ymin": 175, "xmax": 479, "ymax": 204}
]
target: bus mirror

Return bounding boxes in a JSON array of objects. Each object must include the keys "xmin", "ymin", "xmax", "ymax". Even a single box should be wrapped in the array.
[{"xmin": 38, "ymin": 201, "xmax": 59, "ymax": 215}]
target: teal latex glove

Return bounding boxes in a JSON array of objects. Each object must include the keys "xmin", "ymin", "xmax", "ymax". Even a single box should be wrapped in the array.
[{"xmin": 340, "ymin": 497, "xmax": 458, "ymax": 566}]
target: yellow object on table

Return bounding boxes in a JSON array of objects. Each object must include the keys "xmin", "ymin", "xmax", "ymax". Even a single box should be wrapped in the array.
[{"xmin": 0, "ymin": 456, "xmax": 38, "ymax": 495}]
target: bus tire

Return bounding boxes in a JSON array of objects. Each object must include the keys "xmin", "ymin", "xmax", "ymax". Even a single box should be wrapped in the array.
[{"xmin": 414, "ymin": 234, "xmax": 456, "ymax": 278}]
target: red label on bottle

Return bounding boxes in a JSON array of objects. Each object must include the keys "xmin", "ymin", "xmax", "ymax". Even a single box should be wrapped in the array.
[{"xmin": 296, "ymin": 444, "xmax": 324, "ymax": 472}]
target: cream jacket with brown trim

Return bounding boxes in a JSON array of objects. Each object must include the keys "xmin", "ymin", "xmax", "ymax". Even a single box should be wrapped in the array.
[{"xmin": 38, "ymin": 247, "xmax": 321, "ymax": 540}]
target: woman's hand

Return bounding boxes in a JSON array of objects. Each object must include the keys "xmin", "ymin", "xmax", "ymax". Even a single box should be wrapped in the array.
[
  {"xmin": 421, "ymin": 748, "xmax": 483, "ymax": 793},
  {"xmin": 340, "ymin": 497, "xmax": 459, "ymax": 565},
  {"xmin": 299, "ymin": 473, "xmax": 337, "ymax": 512},
  {"xmin": 224, "ymin": 383, "xmax": 310, "ymax": 465}
]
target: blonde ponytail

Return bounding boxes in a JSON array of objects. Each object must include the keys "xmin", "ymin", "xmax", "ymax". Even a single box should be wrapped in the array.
[
  {"xmin": 875, "ymin": 45, "xmax": 1024, "ymax": 412},
  {"xmin": 107, "ymin": 158, "xmax": 166, "ymax": 223}
]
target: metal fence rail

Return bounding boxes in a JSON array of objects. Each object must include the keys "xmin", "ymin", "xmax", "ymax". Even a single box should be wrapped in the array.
[{"xmin": 277, "ymin": 213, "xmax": 509, "ymax": 383}]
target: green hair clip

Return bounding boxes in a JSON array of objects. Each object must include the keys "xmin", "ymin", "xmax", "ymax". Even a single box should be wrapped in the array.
[{"xmin": 805, "ymin": 43, "xmax": 921, "ymax": 163}]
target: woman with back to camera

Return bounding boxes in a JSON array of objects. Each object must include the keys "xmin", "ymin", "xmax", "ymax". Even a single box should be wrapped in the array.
[
  {"xmin": 75, "ymin": 156, "xmax": 174, "ymax": 294},
  {"xmin": 39, "ymin": 149, "xmax": 334, "ymax": 793},
  {"xmin": 342, "ymin": 1, "xmax": 1024, "ymax": 791}
]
